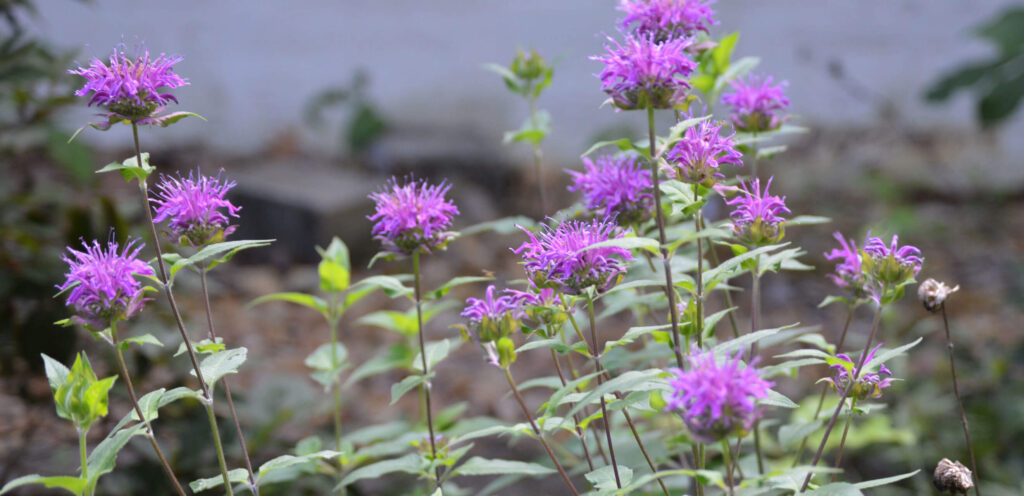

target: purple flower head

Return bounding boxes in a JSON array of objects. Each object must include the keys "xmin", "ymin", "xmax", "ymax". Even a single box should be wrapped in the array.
[
  {"xmin": 665, "ymin": 348, "xmax": 773, "ymax": 442},
  {"xmin": 368, "ymin": 177, "xmax": 459, "ymax": 256},
  {"xmin": 721, "ymin": 74, "xmax": 790, "ymax": 132},
  {"xmin": 58, "ymin": 237, "xmax": 155, "ymax": 329},
  {"xmin": 461, "ymin": 285, "xmax": 521, "ymax": 343},
  {"xmin": 69, "ymin": 45, "xmax": 188, "ymax": 123},
  {"xmin": 505, "ymin": 286, "xmax": 564, "ymax": 330},
  {"xmin": 725, "ymin": 177, "xmax": 790, "ymax": 245},
  {"xmin": 664, "ymin": 116, "xmax": 742, "ymax": 185},
  {"xmin": 567, "ymin": 154, "xmax": 653, "ymax": 225},
  {"xmin": 618, "ymin": 0, "xmax": 717, "ymax": 41},
  {"xmin": 513, "ymin": 219, "xmax": 635, "ymax": 294},
  {"xmin": 862, "ymin": 234, "xmax": 923, "ymax": 286},
  {"xmin": 824, "ymin": 231, "xmax": 868, "ymax": 296},
  {"xmin": 151, "ymin": 169, "xmax": 241, "ymax": 247},
  {"xmin": 592, "ymin": 34, "xmax": 697, "ymax": 110},
  {"xmin": 823, "ymin": 343, "xmax": 895, "ymax": 401}
]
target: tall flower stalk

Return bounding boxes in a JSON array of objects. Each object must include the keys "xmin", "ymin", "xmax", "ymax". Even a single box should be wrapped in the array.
[{"xmin": 585, "ymin": 293, "xmax": 622, "ymax": 489}]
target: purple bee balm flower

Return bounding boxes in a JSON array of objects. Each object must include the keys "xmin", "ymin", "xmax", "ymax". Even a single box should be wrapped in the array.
[
  {"xmin": 862, "ymin": 233, "xmax": 923, "ymax": 286},
  {"xmin": 151, "ymin": 170, "xmax": 241, "ymax": 247},
  {"xmin": 725, "ymin": 177, "xmax": 790, "ymax": 245},
  {"xmin": 368, "ymin": 177, "xmax": 459, "ymax": 256},
  {"xmin": 823, "ymin": 343, "xmax": 895, "ymax": 400},
  {"xmin": 666, "ymin": 348, "xmax": 772, "ymax": 442},
  {"xmin": 567, "ymin": 154, "xmax": 653, "ymax": 225},
  {"xmin": 720, "ymin": 74, "xmax": 790, "ymax": 132},
  {"xmin": 513, "ymin": 219, "xmax": 635, "ymax": 294},
  {"xmin": 618, "ymin": 0, "xmax": 717, "ymax": 41},
  {"xmin": 825, "ymin": 231, "xmax": 868, "ymax": 296},
  {"xmin": 58, "ymin": 237, "xmax": 155, "ymax": 329},
  {"xmin": 664, "ymin": 116, "xmax": 742, "ymax": 185},
  {"xmin": 461, "ymin": 285, "xmax": 522, "ymax": 343},
  {"xmin": 592, "ymin": 34, "xmax": 697, "ymax": 110},
  {"xmin": 69, "ymin": 46, "xmax": 188, "ymax": 123},
  {"xmin": 505, "ymin": 286, "xmax": 564, "ymax": 329}
]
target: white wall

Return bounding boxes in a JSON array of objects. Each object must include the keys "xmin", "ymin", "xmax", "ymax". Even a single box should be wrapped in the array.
[{"xmin": 31, "ymin": 0, "xmax": 1023, "ymax": 178}]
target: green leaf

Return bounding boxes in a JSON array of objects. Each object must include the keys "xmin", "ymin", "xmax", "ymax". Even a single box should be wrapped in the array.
[
  {"xmin": 96, "ymin": 152, "xmax": 154, "ymax": 183},
  {"xmin": 40, "ymin": 353, "xmax": 71, "ymax": 393},
  {"xmin": 665, "ymin": 114, "xmax": 712, "ymax": 144},
  {"xmin": 118, "ymin": 333, "xmax": 163, "ymax": 351},
  {"xmin": 353, "ymin": 275, "xmax": 411, "ymax": 299},
  {"xmin": 167, "ymin": 239, "xmax": 275, "ymax": 280},
  {"xmin": 193, "ymin": 348, "xmax": 247, "ymax": 389},
  {"xmin": 504, "ymin": 110, "xmax": 551, "ymax": 145},
  {"xmin": 247, "ymin": 292, "xmax": 328, "ymax": 316},
  {"xmin": 455, "ymin": 456, "xmax": 555, "ymax": 476},
  {"xmin": 580, "ymin": 138, "xmax": 644, "ymax": 158},
  {"xmin": 779, "ymin": 420, "xmax": 823, "ymax": 449},
  {"xmin": 761, "ymin": 389, "xmax": 799, "ymax": 409},
  {"xmin": 852, "ymin": 469, "xmax": 920, "ymax": 489},
  {"xmin": 426, "ymin": 276, "xmax": 493, "ymax": 301},
  {"xmin": 703, "ymin": 243, "xmax": 788, "ymax": 287},
  {"xmin": 0, "ymin": 475, "xmax": 85, "ymax": 495},
  {"xmin": 305, "ymin": 343, "xmax": 350, "ymax": 390},
  {"xmin": 391, "ymin": 373, "xmax": 434, "ymax": 405},
  {"xmin": 711, "ymin": 324, "xmax": 795, "ymax": 355},
  {"xmin": 412, "ymin": 339, "xmax": 459, "ymax": 373},
  {"xmin": 358, "ymin": 309, "xmax": 419, "ymax": 336},
  {"xmin": 318, "ymin": 260, "xmax": 350, "ymax": 293},
  {"xmin": 337, "ymin": 454, "xmax": 426, "ymax": 488},
  {"xmin": 863, "ymin": 338, "xmax": 923, "ymax": 371},
  {"xmin": 87, "ymin": 424, "xmax": 148, "ymax": 487},
  {"xmin": 561, "ymin": 369, "xmax": 664, "ymax": 422},
  {"xmin": 154, "ymin": 111, "xmax": 206, "ymax": 128},
  {"xmin": 713, "ymin": 32, "xmax": 740, "ymax": 73},
  {"xmin": 110, "ymin": 386, "xmax": 201, "ymax": 433},
  {"xmin": 805, "ymin": 482, "xmax": 863, "ymax": 496},
  {"xmin": 462, "ymin": 216, "xmax": 539, "ymax": 236},
  {"xmin": 343, "ymin": 347, "xmax": 411, "ymax": 389},
  {"xmin": 174, "ymin": 338, "xmax": 225, "ymax": 357},
  {"xmin": 582, "ymin": 236, "xmax": 660, "ymax": 256},
  {"xmin": 787, "ymin": 215, "xmax": 832, "ymax": 226},
  {"xmin": 188, "ymin": 468, "xmax": 249, "ymax": 493},
  {"xmin": 585, "ymin": 465, "xmax": 634, "ymax": 492},
  {"xmin": 603, "ymin": 324, "xmax": 671, "ymax": 354},
  {"xmin": 258, "ymin": 451, "xmax": 340, "ymax": 481}
]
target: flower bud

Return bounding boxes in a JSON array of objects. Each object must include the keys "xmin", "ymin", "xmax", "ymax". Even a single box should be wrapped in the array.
[
  {"xmin": 918, "ymin": 278, "xmax": 959, "ymax": 313},
  {"xmin": 933, "ymin": 458, "xmax": 973, "ymax": 494},
  {"xmin": 497, "ymin": 337, "xmax": 517, "ymax": 368}
]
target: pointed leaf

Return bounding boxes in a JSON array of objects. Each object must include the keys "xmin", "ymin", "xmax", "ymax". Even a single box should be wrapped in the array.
[
  {"xmin": 456, "ymin": 456, "xmax": 555, "ymax": 476},
  {"xmin": 193, "ymin": 348, "xmax": 247, "ymax": 388}
]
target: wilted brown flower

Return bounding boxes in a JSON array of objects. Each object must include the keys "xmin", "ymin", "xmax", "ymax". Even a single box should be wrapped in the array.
[
  {"xmin": 933, "ymin": 458, "xmax": 973, "ymax": 494},
  {"xmin": 919, "ymin": 278, "xmax": 959, "ymax": 313}
]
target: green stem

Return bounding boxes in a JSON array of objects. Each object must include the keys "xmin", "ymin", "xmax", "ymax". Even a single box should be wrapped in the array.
[
  {"xmin": 793, "ymin": 306, "xmax": 855, "ymax": 467},
  {"xmin": 200, "ymin": 266, "xmax": 259, "ymax": 495},
  {"xmin": 800, "ymin": 290, "xmax": 888, "ymax": 493},
  {"xmin": 832, "ymin": 397, "xmax": 857, "ymax": 482},
  {"xmin": 78, "ymin": 428, "xmax": 90, "ymax": 496},
  {"xmin": 722, "ymin": 440, "xmax": 736, "ymax": 496},
  {"xmin": 549, "ymin": 348, "xmax": 596, "ymax": 472},
  {"xmin": 412, "ymin": 251, "xmax": 441, "ymax": 488},
  {"xmin": 586, "ymin": 294, "xmax": 622, "ymax": 489},
  {"xmin": 941, "ymin": 304, "xmax": 982, "ymax": 496},
  {"xmin": 204, "ymin": 404, "xmax": 234, "ymax": 496},
  {"xmin": 647, "ymin": 105, "xmax": 685, "ymax": 369},
  {"xmin": 109, "ymin": 322, "xmax": 187, "ymax": 496},
  {"xmin": 750, "ymin": 267, "xmax": 765, "ymax": 475},
  {"xmin": 504, "ymin": 367, "xmax": 580, "ymax": 496},
  {"xmin": 328, "ymin": 293, "xmax": 344, "ymax": 467},
  {"xmin": 528, "ymin": 95, "xmax": 549, "ymax": 216}
]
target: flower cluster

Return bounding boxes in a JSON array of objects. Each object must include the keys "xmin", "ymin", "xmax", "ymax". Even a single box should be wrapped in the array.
[
  {"xmin": 513, "ymin": 219, "xmax": 634, "ymax": 294},
  {"xmin": 666, "ymin": 349, "xmax": 772, "ymax": 442},
  {"xmin": 505, "ymin": 286, "xmax": 564, "ymax": 330},
  {"xmin": 567, "ymin": 154, "xmax": 653, "ymax": 225},
  {"xmin": 862, "ymin": 234, "xmax": 923, "ymax": 286},
  {"xmin": 368, "ymin": 177, "xmax": 460, "ymax": 256},
  {"xmin": 823, "ymin": 343, "xmax": 895, "ymax": 401},
  {"xmin": 69, "ymin": 46, "xmax": 188, "ymax": 123},
  {"xmin": 725, "ymin": 177, "xmax": 790, "ymax": 245},
  {"xmin": 592, "ymin": 34, "xmax": 697, "ymax": 110},
  {"xmin": 618, "ymin": 0, "xmax": 717, "ymax": 41},
  {"xmin": 824, "ymin": 231, "xmax": 867, "ymax": 296},
  {"xmin": 461, "ymin": 285, "xmax": 522, "ymax": 342},
  {"xmin": 664, "ymin": 117, "xmax": 742, "ymax": 185},
  {"xmin": 151, "ymin": 170, "xmax": 241, "ymax": 247},
  {"xmin": 58, "ymin": 237, "xmax": 155, "ymax": 329},
  {"xmin": 721, "ymin": 74, "xmax": 790, "ymax": 132}
]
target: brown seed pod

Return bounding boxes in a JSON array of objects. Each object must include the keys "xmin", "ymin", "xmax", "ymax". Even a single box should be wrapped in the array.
[
  {"xmin": 933, "ymin": 457, "xmax": 973, "ymax": 494},
  {"xmin": 918, "ymin": 278, "xmax": 959, "ymax": 313}
]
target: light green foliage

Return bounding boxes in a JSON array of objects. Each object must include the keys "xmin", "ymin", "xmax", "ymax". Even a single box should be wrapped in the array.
[{"xmin": 44, "ymin": 353, "xmax": 117, "ymax": 432}]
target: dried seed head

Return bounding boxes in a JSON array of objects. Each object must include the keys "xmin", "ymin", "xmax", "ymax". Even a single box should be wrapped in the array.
[
  {"xmin": 933, "ymin": 458, "xmax": 973, "ymax": 494},
  {"xmin": 918, "ymin": 278, "xmax": 960, "ymax": 313}
]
